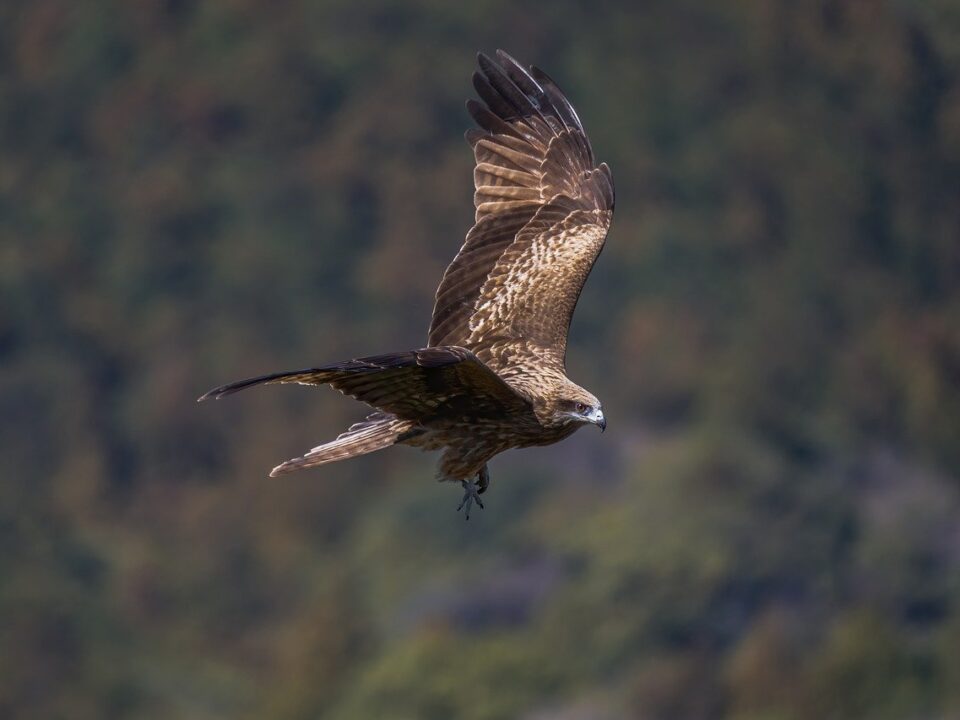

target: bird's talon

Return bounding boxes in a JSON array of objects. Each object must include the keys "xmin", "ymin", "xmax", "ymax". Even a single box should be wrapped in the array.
[{"xmin": 457, "ymin": 479, "xmax": 484, "ymax": 520}]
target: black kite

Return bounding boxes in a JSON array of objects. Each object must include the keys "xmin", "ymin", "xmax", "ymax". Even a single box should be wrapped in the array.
[{"xmin": 200, "ymin": 51, "xmax": 615, "ymax": 518}]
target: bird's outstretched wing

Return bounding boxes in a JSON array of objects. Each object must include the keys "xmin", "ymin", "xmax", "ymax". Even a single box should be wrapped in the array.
[
  {"xmin": 198, "ymin": 346, "xmax": 532, "ymax": 420},
  {"xmin": 428, "ymin": 50, "xmax": 615, "ymax": 373}
]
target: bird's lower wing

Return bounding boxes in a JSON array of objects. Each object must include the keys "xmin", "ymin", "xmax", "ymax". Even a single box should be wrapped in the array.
[{"xmin": 197, "ymin": 346, "xmax": 532, "ymax": 420}]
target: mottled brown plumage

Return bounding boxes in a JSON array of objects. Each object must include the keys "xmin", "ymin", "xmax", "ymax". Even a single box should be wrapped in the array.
[{"xmin": 199, "ymin": 51, "xmax": 615, "ymax": 516}]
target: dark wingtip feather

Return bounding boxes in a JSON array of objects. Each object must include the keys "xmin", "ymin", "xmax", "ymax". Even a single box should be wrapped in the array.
[
  {"xmin": 473, "ymin": 71, "xmax": 517, "ymax": 121},
  {"xmin": 471, "ymin": 51, "xmax": 591, "ymax": 147},
  {"xmin": 477, "ymin": 51, "xmax": 539, "ymax": 120},
  {"xmin": 495, "ymin": 50, "xmax": 546, "ymax": 97},
  {"xmin": 494, "ymin": 50, "xmax": 543, "ymax": 96},
  {"xmin": 476, "ymin": 51, "xmax": 497, "ymax": 77},
  {"xmin": 196, "ymin": 368, "xmax": 311, "ymax": 402},
  {"xmin": 465, "ymin": 98, "xmax": 486, "ymax": 125},
  {"xmin": 467, "ymin": 98, "xmax": 525, "ymax": 139},
  {"xmin": 197, "ymin": 384, "xmax": 237, "ymax": 402},
  {"xmin": 196, "ymin": 379, "xmax": 254, "ymax": 402},
  {"xmin": 529, "ymin": 65, "xmax": 583, "ymax": 132}
]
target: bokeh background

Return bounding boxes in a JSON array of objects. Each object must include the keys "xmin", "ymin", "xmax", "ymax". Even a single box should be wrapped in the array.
[{"xmin": 4, "ymin": 1, "xmax": 960, "ymax": 718}]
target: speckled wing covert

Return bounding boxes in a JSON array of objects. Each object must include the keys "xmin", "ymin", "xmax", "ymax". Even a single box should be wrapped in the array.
[{"xmin": 428, "ymin": 50, "xmax": 615, "ymax": 373}]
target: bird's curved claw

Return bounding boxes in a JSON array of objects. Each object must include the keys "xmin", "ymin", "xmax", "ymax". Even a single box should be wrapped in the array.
[{"xmin": 457, "ymin": 479, "xmax": 485, "ymax": 520}]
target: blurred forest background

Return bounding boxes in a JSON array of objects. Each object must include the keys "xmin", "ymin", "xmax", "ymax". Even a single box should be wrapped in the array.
[{"xmin": 3, "ymin": 0, "xmax": 960, "ymax": 718}]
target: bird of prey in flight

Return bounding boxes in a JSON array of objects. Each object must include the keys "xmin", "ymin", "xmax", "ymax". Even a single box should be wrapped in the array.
[{"xmin": 199, "ymin": 50, "xmax": 615, "ymax": 518}]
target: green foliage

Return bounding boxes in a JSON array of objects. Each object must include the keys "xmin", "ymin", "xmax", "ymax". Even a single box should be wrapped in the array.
[{"xmin": 2, "ymin": 0, "xmax": 959, "ymax": 717}]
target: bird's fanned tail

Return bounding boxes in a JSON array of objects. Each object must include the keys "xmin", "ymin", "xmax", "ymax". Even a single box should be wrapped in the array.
[{"xmin": 269, "ymin": 414, "xmax": 411, "ymax": 477}]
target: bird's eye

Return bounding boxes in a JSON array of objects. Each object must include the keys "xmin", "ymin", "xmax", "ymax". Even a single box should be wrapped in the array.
[{"xmin": 575, "ymin": 402, "xmax": 588, "ymax": 414}]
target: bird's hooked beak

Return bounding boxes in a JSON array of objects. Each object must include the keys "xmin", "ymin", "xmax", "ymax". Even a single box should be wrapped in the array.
[{"xmin": 589, "ymin": 407, "xmax": 606, "ymax": 432}]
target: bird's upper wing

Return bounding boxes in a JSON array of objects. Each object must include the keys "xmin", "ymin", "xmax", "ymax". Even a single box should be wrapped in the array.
[
  {"xmin": 198, "ymin": 346, "xmax": 532, "ymax": 420},
  {"xmin": 428, "ymin": 50, "xmax": 615, "ymax": 373}
]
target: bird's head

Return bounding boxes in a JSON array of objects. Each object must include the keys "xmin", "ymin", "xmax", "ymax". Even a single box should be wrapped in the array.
[{"xmin": 542, "ymin": 385, "xmax": 605, "ymax": 432}]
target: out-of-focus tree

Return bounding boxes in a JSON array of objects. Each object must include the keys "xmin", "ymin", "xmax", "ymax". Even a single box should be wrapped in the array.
[{"xmin": 2, "ymin": 0, "xmax": 959, "ymax": 718}]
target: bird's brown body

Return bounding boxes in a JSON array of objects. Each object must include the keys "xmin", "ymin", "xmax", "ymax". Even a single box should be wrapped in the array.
[
  {"xmin": 407, "ymin": 402, "xmax": 580, "ymax": 481},
  {"xmin": 200, "ymin": 51, "xmax": 614, "ymax": 514}
]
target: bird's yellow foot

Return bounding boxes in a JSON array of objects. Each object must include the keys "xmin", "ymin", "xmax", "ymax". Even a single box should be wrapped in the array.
[{"xmin": 457, "ymin": 478, "xmax": 485, "ymax": 520}]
